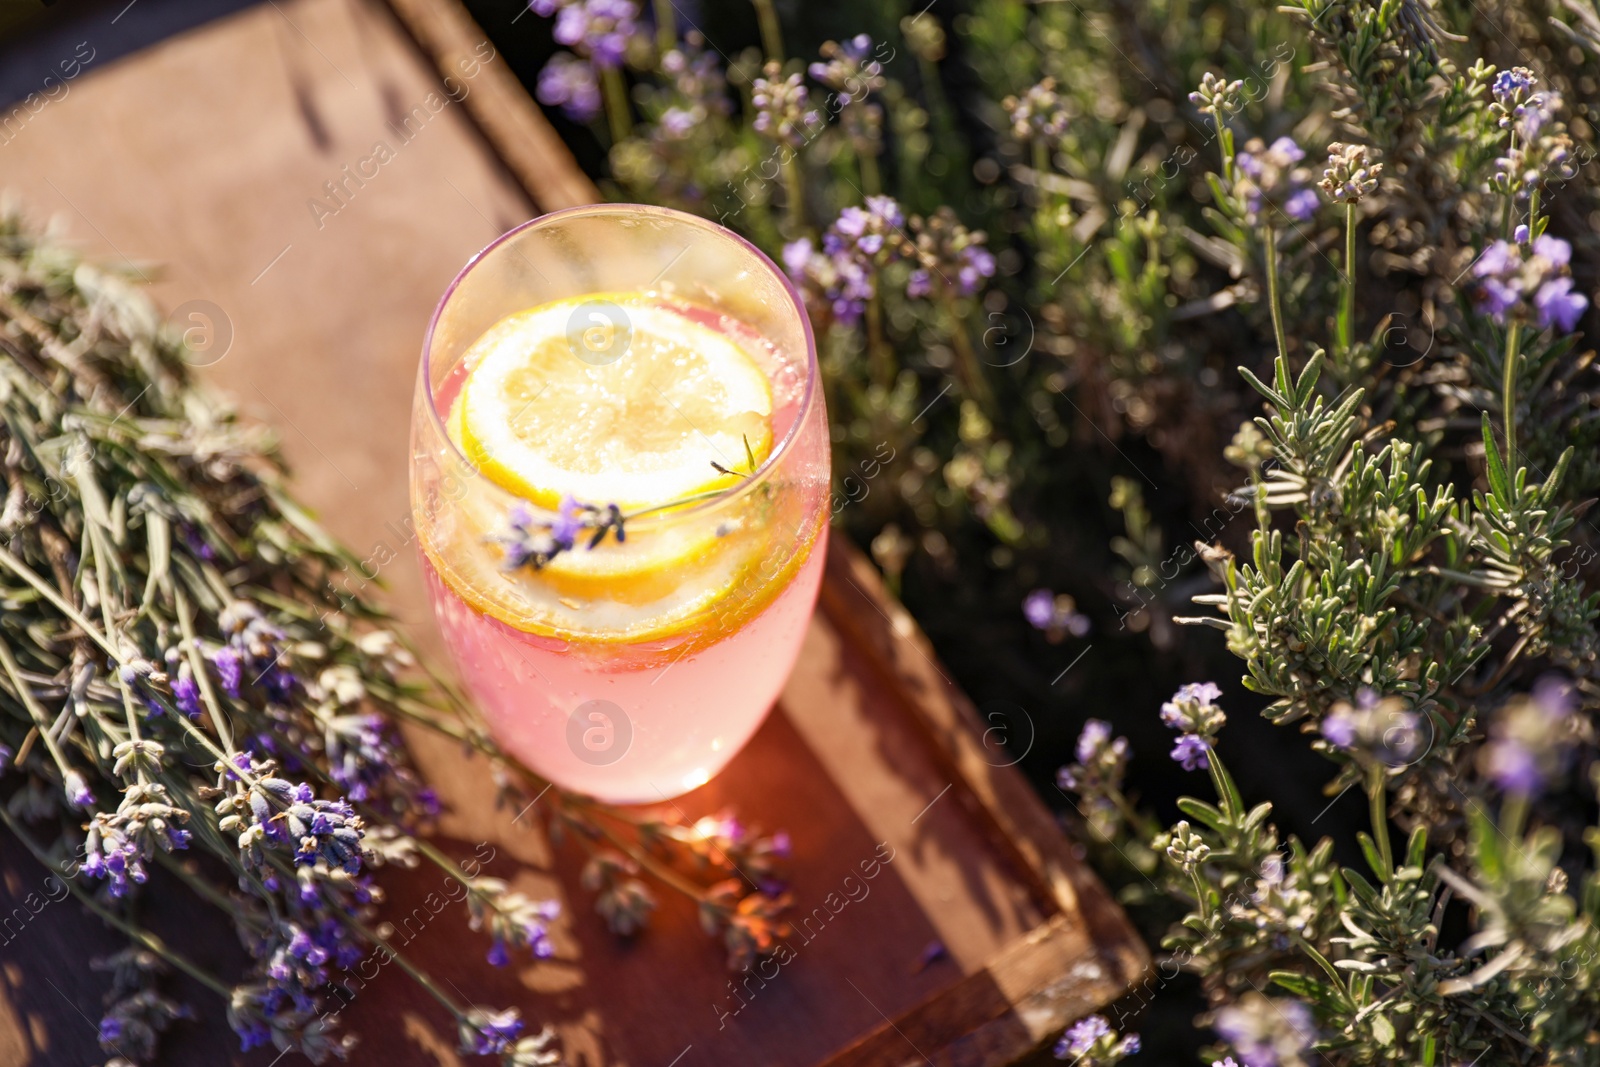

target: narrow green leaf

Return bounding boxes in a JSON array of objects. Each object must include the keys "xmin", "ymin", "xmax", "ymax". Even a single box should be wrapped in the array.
[
  {"xmin": 1481, "ymin": 412, "xmax": 1511, "ymax": 502},
  {"xmin": 1357, "ymin": 831, "xmax": 1389, "ymax": 882},
  {"xmin": 1238, "ymin": 364, "xmax": 1287, "ymax": 407},
  {"xmin": 1406, "ymin": 826, "xmax": 1428, "ymax": 871},
  {"xmin": 1295, "ymin": 348, "xmax": 1325, "ymax": 404},
  {"xmin": 1269, "ymin": 971, "xmax": 1331, "ymax": 1001},
  {"xmin": 1175, "ymin": 796, "xmax": 1230, "ymax": 834}
]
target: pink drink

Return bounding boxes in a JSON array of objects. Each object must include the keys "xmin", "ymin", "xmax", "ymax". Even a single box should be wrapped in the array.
[
  {"xmin": 410, "ymin": 207, "xmax": 828, "ymax": 803},
  {"xmin": 419, "ymin": 533, "xmax": 825, "ymax": 802}
]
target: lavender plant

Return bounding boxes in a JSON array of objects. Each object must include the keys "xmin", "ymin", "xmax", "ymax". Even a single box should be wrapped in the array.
[
  {"xmin": 0, "ymin": 210, "xmax": 790, "ymax": 1065},
  {"xmin": 1056, "ymin": 26, "xmax": 1600, "ymax": 1067},
  {"xmin": 519, "ymin": 0, "xmax": 1600, "ymax": 1061}
]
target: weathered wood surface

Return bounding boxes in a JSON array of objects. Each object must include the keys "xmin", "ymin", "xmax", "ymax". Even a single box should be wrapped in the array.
[{"xmin": 0, "ymin": 0, "xmax": 1146, "ymax": 1063}]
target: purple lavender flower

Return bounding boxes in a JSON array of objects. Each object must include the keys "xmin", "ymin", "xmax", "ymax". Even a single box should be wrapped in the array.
[
  {"xmin": 83, "ymin": 821, "xmax": 147, "ymax": 896},
  {"xmin": 1533, "ymin": 234, "xmax": 1570, "ymax": 266},
  {"xmin": 1023, "ymin": 588, "xmax": 1090, "ymax": 638},
  {"xmin": 212, "ymin": 645, "xmax": 243, "ymax": 698},
  {"xmin": 1055, "ymin": 1014, "xmax": 1110, "ymax": 1058},
  {"xmin": 99, "ymin": 1016, "xmax": 123, "ymax": 1043},
  {"xmin": 1486, "ymin": 740, "xmax": 1541, "ymax": 794},
  {"xmin": 1473, "ymin": 236, "xmax": 1588, "ymax": 330},
  {"xmin": 1171, "ymin": 734, "xmax": 1211, "ymax": 770},
  {"xmin": 1484, "ymin": 676, "xmax": 1577, "ymax": 796},
  {"xmin": 1053, "ymin": 1012, "xmax": 1139, "ymax": 1062},
  {"xmin": 526, "ymin": 909, "xmax": 558, "ymax": 958},
  {"xmin": 1215, "ymin": 995, "xmax": 1315, "ymax": 1067},
  {"xmin": 0, "ymin": 744, "xmax": 12, "ymax": 774},
  {"xmin": 552, "ymin": 0, "xmax": 639, "ymax": 69},
  {"xmin": 1024, "ymin": 589, "xmax": 1055, "ymax": 628},
  {"xmin": 1318, "ymin": 692, "xmax": 1423, "ymax": 767},
  {"xmin": 1076, "ymin": 720, "xmax": 1112, "ymax": 765},
  {"xmin": 465, "ymin": 1007, "xmax": 525, "ymax": 1055},
  {"xmin": 906, "ymin": 207, "xmax": 997, "ymax": 301},
  {"xmin": 1319, "ymin": 713, "xmax": 1356, "ymax": 749},
  {"xmin": 958, "ymin": 245, "xmax": 998, "ymax": 294},
  {"xmin": 1233, "ymin": 136, "xmax": 1317, "ymax": 226},
  {"xmin": 784, "ymin": 198, "xmax": 909, "ymax": 327},
  {"xmin": 1005, "ymin": 78, "xmax": 1072, "ymax": 145},
  {"xmin": 1533, "ymin": 674, "xmax": 1576, "ymax": 718},
  {"xmin": 658, "ymin": 106, "xmax": 696, "ymax": 139},
  {"xmin": 223, "ymin": 750, "xmax": 254, "ymax": 781},
  {"xmin": 1493, "ymin": 67, "xmax": 1536, "ymax": 106},
  {"xmin": 65, "ymin": 769, "xmax": 95, "ymax": 809},
  {"xmin": 1490, "ymin": 70, "xmax": 1577, "ymax": 197},
  {"xmin": 1174, "ymin": 682, "xmax": 1222, "ymax": 706},
  {"xmin": 536, "ymin": 53, "xmax": 602, "ymax": 123},
  {"xmin": 1160, "ymin": 682, "xmax": 1226, "ymax": 737},
  {"xmin": 810, "ymin": 35, "xmax": 886, "ymax": 108},
  {"xmin": 1057, "ymin": 719, "xmax": 1129, "ymax": 798},
  {"xmin": 172, "ymin": 671, "xmax": 203, "ymax": 719},
  {"xmin": 326, "ymin": 711, "xmax": 402, "ymax": 805},
  {"xmin": 245, "ymin": 778, "xmax": 366, "ymax": 874},
  {"xmin": 1535, "ymin": 275, "xmax": 1585, "ymax": 331},
  {"xmin": 417, "ymin": 787, "xmax": 442, "ymax": 817},
  {"xmin": 1283, "ymin": 188, "xmax": 1320, "ymax": 221},
  {"xmin": 752, "ymin": 61, "xmax": 821, "ymax": 147}
]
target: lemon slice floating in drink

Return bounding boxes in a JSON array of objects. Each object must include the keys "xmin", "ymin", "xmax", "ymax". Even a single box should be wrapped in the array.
[
  {"xmin": 456, "ymin": 294, "xmax": 773, "ymax": 510},
  {"xmin": 443, "ymin": 293, "xmax": 778, "ymax": 617}
]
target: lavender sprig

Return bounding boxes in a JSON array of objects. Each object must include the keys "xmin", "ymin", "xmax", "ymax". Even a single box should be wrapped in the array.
[{"xmin": 491, "ymin": 436, "xmax": 762, "ymax": 574}]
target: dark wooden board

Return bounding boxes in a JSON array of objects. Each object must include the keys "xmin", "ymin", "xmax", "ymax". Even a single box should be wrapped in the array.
[{"xmin": 0, "ymin": 0, "xmax": 1147, "ymax": 1063}]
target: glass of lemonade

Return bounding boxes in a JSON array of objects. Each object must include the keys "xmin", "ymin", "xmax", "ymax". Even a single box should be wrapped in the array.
[{"xmin": 410, "ymin": 205, "xmax": 829, "ymax": 804}]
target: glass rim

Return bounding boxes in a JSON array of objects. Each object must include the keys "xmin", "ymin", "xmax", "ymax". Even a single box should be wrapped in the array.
[{"xmin": 421, "ymin": 202, "xmax": 819, "ymax": 522}]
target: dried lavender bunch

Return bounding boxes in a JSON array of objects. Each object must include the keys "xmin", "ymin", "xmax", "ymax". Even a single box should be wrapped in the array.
[{"xmin": 0, "ymin": 210, "xmax": 788, "ymax": 1065}]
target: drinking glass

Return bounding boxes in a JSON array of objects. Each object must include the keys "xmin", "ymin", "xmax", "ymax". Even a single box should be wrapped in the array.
[{"xmin": 410, "ymin": 205, "xmax": 828, "ymax": 803}]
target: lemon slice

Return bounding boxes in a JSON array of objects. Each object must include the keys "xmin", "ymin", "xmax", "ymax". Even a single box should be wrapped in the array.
[{"xmin": 456, "ymin": 294, "xmax": 774, "ymax": 511}]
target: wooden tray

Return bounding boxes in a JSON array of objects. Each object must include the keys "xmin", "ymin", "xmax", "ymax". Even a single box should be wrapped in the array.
[{"xmin": 0, "ymin": 1, "xmax": 1146, "ymax": 1063}]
